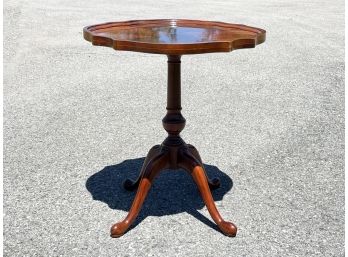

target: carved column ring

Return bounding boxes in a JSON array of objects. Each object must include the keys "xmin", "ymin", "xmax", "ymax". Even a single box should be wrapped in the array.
[{"xmin": 162, "ymin": 112, "xmax": 186, "ymax": 135}]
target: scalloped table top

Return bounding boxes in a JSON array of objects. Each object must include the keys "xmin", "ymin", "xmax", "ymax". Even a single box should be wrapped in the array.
[{"xmin": 83, "ymin": 19, "xmax": 266, "ymax": 55}]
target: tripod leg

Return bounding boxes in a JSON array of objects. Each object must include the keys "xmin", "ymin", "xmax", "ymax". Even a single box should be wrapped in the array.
[
  {"xmin": 111, "ymin": 150, "xmax": 169, "ymax": 237},
  {"xmin": 187, "ymin": 144, "xmax": 220, "ymax": 190},
  {"xmin": 179, "ymin": 150, "xmax": 237, "ymax": 237},
  {"xmin": 123, "ymin": 145, "xmax": 161, "ymax": 191}
]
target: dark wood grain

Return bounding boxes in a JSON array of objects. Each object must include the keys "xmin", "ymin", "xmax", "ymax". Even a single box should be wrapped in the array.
[
  {"xmin": 109, "ymin": 55, "xmax": 241, "ymax": 237},
  {"xmin": 83, "ymin": 19, "xmax": 265, "ymax": 55},
  {"xmin": 111, "ymin": 149, "xmax": 170, "ymax": 238},
  {"xmin": 84, "ymin": 19, "xmax": 265, "ymax": 238},
  {"xmin": 178, "ymin": 150, "xmax": 237, "ymax": 237}
]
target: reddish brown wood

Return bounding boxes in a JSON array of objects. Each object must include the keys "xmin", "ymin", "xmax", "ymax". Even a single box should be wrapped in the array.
[
  {"xmin": 109, "ymin": 55, "xmax": 239, "ymax": 237},
  {"xmin": 187, "ymin": 144, "xmax": 221, "ymax": 190},
  {"xmin": 84, "ymin": 19, "xmax": 266, "ymax": 238},
  {"xmin": 111, "ymin": 149, "xmax": 170, "ymax": 237},
  {"xmin": 83, "ymin": 19, "xmax": 265, "ymax": 55},
  {"xmin": 123, "ymin": 145, "xmax": 161, "ymax": 191},
  {"xmin": 124, "ymin": 143, "xmax": 220, "ymax": 192},
  {"xmin": 178, "ymin": 149, "xmax": 237, "ymax": 236}
]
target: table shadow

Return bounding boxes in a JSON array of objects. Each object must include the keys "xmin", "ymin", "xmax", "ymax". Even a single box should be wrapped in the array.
[{"xmin": 86, "ymin": 157, "xmax": 233, "ymax": 234}]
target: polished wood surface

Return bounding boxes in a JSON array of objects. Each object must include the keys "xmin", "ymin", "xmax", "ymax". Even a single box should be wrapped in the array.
[
  {"xmin": 83, "ymin": 19, "xmax": 265, "ymax": 54},
  {"xmin": 110, "ymin": 55, "xmax": 237, "ymax": 238},
  {"xmin": 111, "ymin": 147, "xmax": 168, "ymax": 237},
  {"xmin": 84, "ymin": 19, "xmax": 265, "ymax": 238}
]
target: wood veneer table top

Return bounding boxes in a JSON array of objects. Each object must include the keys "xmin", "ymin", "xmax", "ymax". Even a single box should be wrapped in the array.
[{"xmin": 83, "ymin": 19, "xmax": 266, "ymax": 55}]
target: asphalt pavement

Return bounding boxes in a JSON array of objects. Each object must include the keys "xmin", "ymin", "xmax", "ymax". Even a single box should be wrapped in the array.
[{"xmin": 4, "ymin": 0, "xmax": 344, "ymax": 256}]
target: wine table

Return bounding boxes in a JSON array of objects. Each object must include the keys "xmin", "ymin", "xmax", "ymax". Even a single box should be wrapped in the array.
[{"xmin": 83, "ymin": 19, "xmax": 266, "ymax": 237}]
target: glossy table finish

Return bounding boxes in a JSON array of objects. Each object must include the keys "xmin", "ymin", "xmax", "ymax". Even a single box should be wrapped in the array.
[
  {"xmin": 84, "ymin": 19, "xmax": 265, "ymax": 54},
  {"xmin": 83, "ymin": 19, "xmax": 266, "ymax": 238}
]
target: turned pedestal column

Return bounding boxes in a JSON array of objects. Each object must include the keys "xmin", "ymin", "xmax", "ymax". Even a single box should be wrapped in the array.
[
  {"xmin": 110, "ymin": 55, "xmax": 237, "ymax": 237},
  {"xmin": 83, "ymin": 19, "xmax": 266, "ymax": 238}
]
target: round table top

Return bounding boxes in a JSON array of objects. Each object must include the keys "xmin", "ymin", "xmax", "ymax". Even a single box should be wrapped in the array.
[{"xmin": 83, "ymin": 19, "xmax": 266, "ymax": 55}]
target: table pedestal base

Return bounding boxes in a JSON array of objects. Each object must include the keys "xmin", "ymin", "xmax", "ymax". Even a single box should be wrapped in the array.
[{"xmin": 110, "ymin": 55, "xmax": 237, "ymax": 237}]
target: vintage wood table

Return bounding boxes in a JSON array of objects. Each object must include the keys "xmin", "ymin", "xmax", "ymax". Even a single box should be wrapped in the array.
[{"xmin": 83, "ymin": 19, "xmax": 266, "ymax": 238}]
